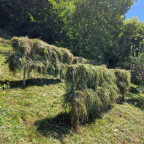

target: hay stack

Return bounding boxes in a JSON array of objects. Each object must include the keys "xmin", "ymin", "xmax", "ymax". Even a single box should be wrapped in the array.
[
  {"xmin": 6, "ymin": 37, "xmax": 102, "ymax": 86},
  {"xmin": 64, "ymin": 64, "xmax": 130, "ymax": 127},
  {"xmin": 113, "ymin": 69, "xmax": 131, "ymax": 100},
  {"xmin": 6, "ymin": 37, "xmax": 75, "ymax": 86}
]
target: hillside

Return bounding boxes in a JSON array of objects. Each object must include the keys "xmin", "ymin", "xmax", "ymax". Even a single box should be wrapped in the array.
[{"xmin": 0, "ymin": 37, "xmax": 144, "ymax": 144}]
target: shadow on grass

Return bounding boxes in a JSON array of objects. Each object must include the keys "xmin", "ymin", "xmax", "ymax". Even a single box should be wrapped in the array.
[
  {"xmin": 130, "ymin": 86, "xmax": 140, "ymax": 94},
  {"xmin": 124, "ymin": 85, "xmax": 144, "ymax": 110},
  {"xmin": 35, "ymin": 113, "xmax": 71, "ymax": 143},
  {"xmin": 125, "ymin": 91, "xmax": 144, "ymax": 110},
  {"xmin": 34, "ymin": 107, "xmax": 113, "ymax": 144},
  {"xmin": 126, "ymin": 98, "xmax": 144, "ymax": 110},
  {"xmin": 0, "ymin": 51, "xmax": 9, "ymax": 56},
  {"xmin": 0, "ymin": 78, "xmax": 60, "ymax": 89}
]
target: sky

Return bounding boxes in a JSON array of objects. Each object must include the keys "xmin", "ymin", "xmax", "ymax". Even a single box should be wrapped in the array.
[{"xmin": 126, "ymin": 0, "xmax": 144, "ymax": 22}]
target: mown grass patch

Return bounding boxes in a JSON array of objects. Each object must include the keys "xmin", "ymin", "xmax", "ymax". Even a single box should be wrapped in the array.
[
  {"xmin": 62, "ymin": 103, "xmax": 144, "ymax": 144},
  {"xmin": 0, "ymin": 103, "xmax": 26, "ymax": 143}
]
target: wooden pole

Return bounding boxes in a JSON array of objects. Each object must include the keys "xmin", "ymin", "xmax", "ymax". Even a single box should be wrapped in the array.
[{"xmin": 23, "ymin": 66, "xmax": 26, "ymax": 88}]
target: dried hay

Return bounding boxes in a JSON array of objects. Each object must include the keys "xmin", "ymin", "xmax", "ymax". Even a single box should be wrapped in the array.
[
  {"xmin": 7, "ymin": 37, "xmax": 101, "ymax": 85},
  {"xmin": 64, "ymin": 64, "xmax": 130, "ymax": 127},
  {"xmin": 113, "ymin": 69, "xmax": 131, "ymax": 94},
  {"xmin": 6, "ymin": 37, "xmax": 74, "ymax": 78}
]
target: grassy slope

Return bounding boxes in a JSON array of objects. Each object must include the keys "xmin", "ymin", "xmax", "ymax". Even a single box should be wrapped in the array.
[{"xmin": 0, "ymin": 38, "xmax": 144, "ymax": 144}]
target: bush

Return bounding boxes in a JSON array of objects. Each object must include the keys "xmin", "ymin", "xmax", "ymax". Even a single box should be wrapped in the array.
[
  {"xmin": 131, "ymin": 53, "xmax": 144, "ymax": 88},
  {"xmin": 64, "ymin": 64, "xmax": 131, "ymax": 127}
]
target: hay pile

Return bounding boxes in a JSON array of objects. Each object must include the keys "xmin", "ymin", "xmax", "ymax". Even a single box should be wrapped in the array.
[
  {"xmin": 64, "ymin": 64, "xmax": 130, "ymax": 127},
  {"xmin": 6, "ymin": 37, "xmax": 74, "ymax": 82},
  {"xmin": 6, "ymin": 37, "xmax": 101, "ymax": 85},
  {"xmin": 6, "ymin": 36, "xmax": 101, "ymax": 76}
]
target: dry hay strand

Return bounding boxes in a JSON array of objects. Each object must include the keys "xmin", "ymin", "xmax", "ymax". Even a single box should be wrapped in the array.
[
  {"xmin": 64, "ymin": 64, "xmax": 130, "ymax": 127},
  {"xmin": 11, "ymin": 37, "xmax": 31, "ymax": 56}
]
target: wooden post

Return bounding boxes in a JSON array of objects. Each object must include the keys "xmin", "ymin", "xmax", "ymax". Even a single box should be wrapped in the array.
[
  {"xmin": 60, "ymin": 62, "xmax": 63, "ymax": 82},
  {"xmin": 23, "ymin": 66, "xmax": 26, "ymax": 88},
  {"xmin": 27, "ymin": 67, "xmax": 32, "ymax": 79},
  {"xmin": 60, "ymin": 69, "xmax": 62, "ymax": 82}
]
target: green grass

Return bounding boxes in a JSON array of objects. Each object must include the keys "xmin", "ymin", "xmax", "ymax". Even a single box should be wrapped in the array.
[{"xmin": 0, "ymin": 38, "xmax": 144, "ymax": 144}]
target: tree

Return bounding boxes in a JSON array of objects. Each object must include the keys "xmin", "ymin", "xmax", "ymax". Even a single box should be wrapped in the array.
[
  {"xmin": 66, "ymin": 0, "xmax": 135, "ymax": 65},
  {"xmin": 116, "ymin": 18, "xmax": 144, "ymax": 69},
  {"xmin": 131, "ymin": 52, "xmax": 144, "ymax": 92},
  {"xmin": 0, "ymin": 0, "xmax": 73, "ymax": 45}
]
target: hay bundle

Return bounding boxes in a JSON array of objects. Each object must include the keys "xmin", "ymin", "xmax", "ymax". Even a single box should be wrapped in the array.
[
  {"xmin": 6, "ymin": 37, "xmax": 74, "ymax": 86},
  {"xmin": 7, "ymin": 37, "xmax": 102, "ymax": 82},
  {"xmin": 113, "ymin": 69, "xmax": 131, "ymax": 94},
  {"xmin": 64, "ymin": 64, "xmax": 130, "ymax": 127}
]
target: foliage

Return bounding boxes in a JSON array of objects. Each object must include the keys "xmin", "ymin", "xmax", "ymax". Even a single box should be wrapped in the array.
[
  {"xmin": 0, "ymin": 0, "xmax": 74, "ymax": 44},
  {"xmin": 116, "ymin": 18, "xmax": 144, "ymax": 69},
  {"xmin": 0, "ymin": 29, "xmax": 12, "ymax": 39},
  {"xmin": 131, "ymin": 52, "xmax": 144, "ymax": 88},
  {"xmin": 64, "ymin": 64, "xmax": 131, "ymax": 126},
  {"xmin": 66, "ymin": 0, "xmax": 135, "ymax": 64}
]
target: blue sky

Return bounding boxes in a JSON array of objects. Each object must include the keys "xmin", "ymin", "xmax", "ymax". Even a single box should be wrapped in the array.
[{"xmin": 126, "ymin": 0, "xmax": 144, "ymax": 22}]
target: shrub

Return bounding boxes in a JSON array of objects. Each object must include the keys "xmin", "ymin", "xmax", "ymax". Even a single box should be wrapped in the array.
[
  {"xmin": 131, "ymin": 53, "xmax": 144, "ymax": 88},
  {"xmin": 64, "ymin": 64, "xmax": 130, "ymax": 127}
]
